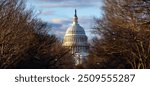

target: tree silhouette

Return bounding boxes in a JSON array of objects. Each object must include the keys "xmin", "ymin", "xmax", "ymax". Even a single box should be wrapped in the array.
[
  {"xmin": 87, "ymin": 0, "xmax": 150, "ymax": 69},
  {"xmin": 0, "ymin": 0, "xmax": 75, "ymax": 69}
]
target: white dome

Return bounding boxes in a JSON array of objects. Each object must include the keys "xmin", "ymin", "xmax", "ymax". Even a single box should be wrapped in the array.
[
  {"xmin": 65, "ymin": 23, "xmax": 86, "ymax": 35},
  {"xmin": 63, "ymin": 9, "xmax": 88, "ymax": 65},
  {"xmin": 63, "ymin": 22, "xmax": 88, "ymax": 47}
]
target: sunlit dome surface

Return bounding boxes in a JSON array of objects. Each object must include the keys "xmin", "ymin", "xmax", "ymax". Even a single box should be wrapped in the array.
[{"xmin": 65, "ymin": 23, "xmax": 86, "ymax": 35}]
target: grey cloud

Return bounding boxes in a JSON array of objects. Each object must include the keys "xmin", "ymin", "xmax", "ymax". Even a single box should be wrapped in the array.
[
  {"xmin": 38, "ymin": 0, "xmax": 100, "ymax": 3},
  {"xmin": 79, "ymin": 17, "xmax": 93, "ymax": 24},
  {"xmin": 41, "ymin": 10, "xmax": 55, "ymax": 15},
  {"xmin": 49, "ymin": 23, "xmax": 62, "ymax": 29},
  {"xmin": 38, "ymin": 0, "xmax": 101, "ymax": 8},
  {"xmin": 40, "ymin": 3, "xmax": 95, "ymax": 8},
  {"xmin": 47, "ymin": 18, "xmax": 70, "ymax": 38},
  {"xmin": 38, "ymin": 0, "xmax": 68, "ymax": 2},
  {"xmin": 50, "ymin": 23, "xmax": 68, "ymax": 38}
]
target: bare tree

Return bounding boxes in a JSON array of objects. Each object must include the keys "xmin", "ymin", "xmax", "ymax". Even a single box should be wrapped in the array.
[
  {"xmin": 87, "ymin": 0, "xmax": 150, "ymax": 69},
  {"xmin": 0, "ymin": 0, "xmax": 75, "ymax": 69},
  {"xmin": 0, "ymin": 0, "xmax": 35, "ymax": 68}
]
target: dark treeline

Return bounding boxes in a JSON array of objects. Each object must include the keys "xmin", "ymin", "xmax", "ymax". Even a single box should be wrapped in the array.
[
  {"xmin": 87, "ymin": 0, "xmax": 150, "ymax": 69},
  {"xmin": 0, "ymin": 0, "xmax": 74, "ymax": 69}
]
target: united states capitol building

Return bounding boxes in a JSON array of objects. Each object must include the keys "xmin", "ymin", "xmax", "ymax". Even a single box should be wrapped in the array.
[{"xmin": 63, "ymin": 9, "xmax": 89, "ymax": 65}]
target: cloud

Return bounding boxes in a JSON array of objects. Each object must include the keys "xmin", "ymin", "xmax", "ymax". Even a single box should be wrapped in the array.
[
  {"xmin": 50, "ymin": 18, "xmax": 71, "ymax": 24},
  {"xmin": 38, "ymin": 0, "xmax": 68, "ymax": 2},
  {"xmin": 79, "ymin": 17, "xmax": 93, "ymax": 24},
  {"xmin": 38, "ymin": 0, "xmax": 100, "ymax": 3},
  {"xmin": 54, "ymin": 25, "xmax": 68, "ymax": 36},
  {"xmin": 41, "ymin": 10, "xmax": 55, "ymax": 15},
  {"xmin": 50, "ymin": 23, "xmax": 68, "ymax": 38},
  {"xmin": 40, "ymin": 3, "xmax": 96, "ymax": 8},
  {"xmin": 38, "ymin": 0, "xmax": 101, "ymax": 8},
  {"xmin": 49, "ymin": 23, "xmax": 62, "ymax": 29},
  {"xmin": 51, "ymin": 18, "xmax": 63, "ymax": 24},
  {"xmin": 48, "ymin": 18, "xmax": 71, "ymax": 38}
]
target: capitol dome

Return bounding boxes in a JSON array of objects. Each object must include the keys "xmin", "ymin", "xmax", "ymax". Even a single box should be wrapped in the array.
[
  {"xmin": 65, "ymin": 23, "xmax": 86, "ymax": 35},
  {"xmin": 63, "ymin": 9, "xmax": 89, "ymax": 65}
]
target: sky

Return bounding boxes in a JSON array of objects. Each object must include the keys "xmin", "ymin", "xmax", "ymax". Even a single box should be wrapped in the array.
[{"xmin": 26, "ymin": 0, "xmax": 104, "ymax": 39}]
